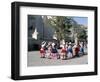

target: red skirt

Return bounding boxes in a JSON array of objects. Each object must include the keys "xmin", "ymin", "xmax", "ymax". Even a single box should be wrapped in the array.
[
  {"xmin": 61, "ymin": 48, "xmax": 66, "ymax": 53},
  {"xmin": 75, "ymin": 47, "xmax": 79, "ymax": 53},
  {"xmin": 40, "ymin": 48, "xmax": 45, "ymax": 53}
]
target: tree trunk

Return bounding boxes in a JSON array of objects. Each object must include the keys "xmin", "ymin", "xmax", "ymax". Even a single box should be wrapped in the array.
[{"xmin": 75, "ymin": 33, "xmax": 78, "ymax": 45}]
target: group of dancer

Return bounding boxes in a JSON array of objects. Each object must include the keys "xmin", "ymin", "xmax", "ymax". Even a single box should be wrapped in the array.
[{"xmin": 40, "ymin": 41, "xmax": 87, "ymax": 60}]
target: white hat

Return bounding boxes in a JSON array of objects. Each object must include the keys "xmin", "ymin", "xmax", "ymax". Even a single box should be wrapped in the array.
[
  {"xmin": 52, "ymin": 42, "xmax": 55, "ymax": 47},
  {"xmin": 69, "ymin": 42, "xmax": 71, "ymax": 45}
]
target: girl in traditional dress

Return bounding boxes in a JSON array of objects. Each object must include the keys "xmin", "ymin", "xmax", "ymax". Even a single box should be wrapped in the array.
[
  {"xmin": 45, "ymin": 42, "xmax": 52, "ymax": 59},
  {"xmin": 51, "ymin": 42, "xmax": 59, "ymax": 59},
  {"xmin": 74, "ymin": 44, "xmax": 80, "ymax": 57},
  {"xmin": 67, "ymin": 42, "xmax": 73, "ymax": 58},
  {"xmin": 79, "ymin": 42, "xmax": 84, "ymax": 56},
  {"xmin": 60, "ymin": 44, "xmax": 67, "ymax": 60},
  {"xmin": 72, "ymin": 44, "xmax": 77, "ymax": 57},
  {"xmin": 84, "ymin": 42, "xmax": 87, "ymax": 54},
  {"xmin": 40, "ymin": 41, "xmax": 46, "ymax": 58}
]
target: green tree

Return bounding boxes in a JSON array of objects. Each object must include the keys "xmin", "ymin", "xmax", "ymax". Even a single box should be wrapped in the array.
[
  {"xmin": 77, "ymin": 27, "xmax": 87, "ymax": 41},
  {"xmin": 48, "ymin": 16, "xmax": 86, "ymax": 44},
  {"xmin": 48, "ymin": 16, "xmax": 73, "ymax": 42}
]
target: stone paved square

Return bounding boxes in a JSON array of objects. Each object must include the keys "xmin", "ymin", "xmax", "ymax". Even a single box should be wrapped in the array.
[{"xmin": 27, "ymin": 51, "xmax": 88, "ymax": 67}]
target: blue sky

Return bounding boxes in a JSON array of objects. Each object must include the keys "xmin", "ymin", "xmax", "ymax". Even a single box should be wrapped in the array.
[{"xmin": 72, "ymin": 17, "xmax": 88, "ymax": 26}]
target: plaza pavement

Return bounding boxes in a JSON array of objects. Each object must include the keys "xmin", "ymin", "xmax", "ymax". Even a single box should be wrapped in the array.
[{"xmin": 27, "ymin": 51, "xmax": 88, "ymax": 67}]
